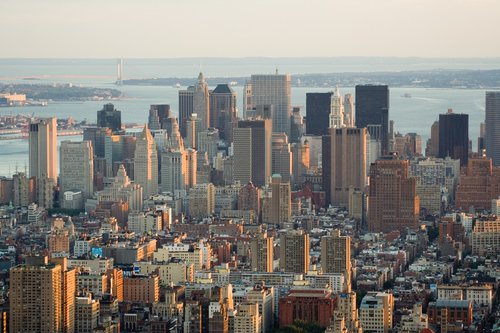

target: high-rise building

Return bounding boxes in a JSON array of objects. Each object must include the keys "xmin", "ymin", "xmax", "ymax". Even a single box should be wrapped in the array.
[
  {"xmin": 238, "ymin": 182, "xmax": 260, "ymax": 215},
  {"xmin": 329, "ymin": 86, "xmax": 344, "ymax": 128},
  {"xmin": 291, "ymin": 140, "xmax": 310, "ymax": 186},
  {"xmin": 335, "ymin": 292, "xmax": 362, "ymax": 333},
  {"xmin": 97, "ymin": 103, "xmax": 121, "ymax": 132},
  {"xmin": 188, "ymin": 183, "xmax": 215, "ymax": 219},
  {"xmin": 185, "ymin": 113, "xmax": 200, "ymax": 149},
  {"xmin": 321, "ymin": 230, "xmax": 351, "ymax": 282},
  {"xmin": 485, "ymin": 91, "xmax": 500, "ymax": 166},
  {"xmin": 243, "ymin": 81, "xmax": 253, "ymax": 119},
  {"xmin": 179, "ymin": 85, "xmax": 195, "ymax": 136},
  {"xmin": 29, "ymin": 117, "xmax": 57, "ymax": 181},
  {"xmin": 359, "ymin": 292, "xmax": 394, "ymax": 333},
  {"xmin": 60, "ymin": 141, "xmax": 94, "ymax": 205},
  {"xmin": 306, "ymin": 92, "xmax": 333, "ymax": 136},
  {"xmin": 271, "ymin": 133, "xmax": 292, "ymax": 183},
  {"xmin": 234, "ymin": 303, "xmax": 261, "ymax": 333},
  {"xmin": 279, "ymin": 229, "xmax": 310, "ymax": 274},
  {"xmin": 193, "ymin": 72, "xmax": 210, "ymax": 131},
  {"xmin": 251, "ymin": 232, "xmax": 274, "ymax": 273},
  {"xmin": 83, "ymin": 127, "xmax": 112, "ymax": 158},
  {"xmin": 330, "ymin": 127, "xmax": 367, "ymax": 206},
  {"xmin": 355, "ymin": 85, "xmax": 389, "ymax": 155},
  {"xmin": 251, "ymin": 73, "xmax": 291, "ymax": 136},
  {"xmin": 10, "ymin": 256, "xmax": 76, "ymax": 333},
  {"xmin": 368, "ymin": 158, "xmax": 420, "ymax": 234},
  {"xmin": 210, "ymin": 84, "xmax": 237, "ymax": 140},
  {"xmin": 246, "ymin": 285, "xmax": 275, "ymax": 333},
  {"xmin": 425, "ymin": 121, "xmax": 440, "ymax": 157},
  {"xmin": 290, "ymin": 106, "xmax": 304, "ymax": 143},
  {"xmin": 438, "ymin": 110, "xmax": 469, "ymax": 166},
  {"xmin": 75, "ymin": 294, "xmax": 100, "ymax": 333},
  {"xmin": 270, "ymin": 174, "xmax": 291, "ymax": 227},
  {"xmin": 233, "ymin": 119, "xmax": 272, "ymax": 187},
  {"xmin": 148, "ymin": 104, "xmax": 171, "ymax": 130},
  {"xmin": 322, "ymin": 134, "xmax": 331, "ymax": 205},
  {"xmin": 344, "ymin": 93, "xmax": 355, "ymax": 127},
  {"xmin": 134, "ymin": 125, "xmax": 158, "ymax": 199}
]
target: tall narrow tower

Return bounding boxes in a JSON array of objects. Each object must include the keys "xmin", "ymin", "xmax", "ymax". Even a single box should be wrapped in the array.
[
  {"xmin": 116, "ymin": 58, "xmax": 123, "ymax": 85},
  {"xmin": 329, "ymin": 86, "xmax": 344, "ymax": 128},
  {"xmin": 193, "ymin": 72, "xmax": 210, "ymax": 131},
  {"xmin": 134, "ymin": 125, "xmax": 158, "ymax": 199},
  {"xmin": 29, "ymin": 117, "xmax": 57, "ymax": 181}
]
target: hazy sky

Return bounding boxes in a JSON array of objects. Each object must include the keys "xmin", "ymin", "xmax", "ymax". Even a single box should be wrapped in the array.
[{"xmin": 2, "ymin": 0, "xmax": 500, "ymax": 58}]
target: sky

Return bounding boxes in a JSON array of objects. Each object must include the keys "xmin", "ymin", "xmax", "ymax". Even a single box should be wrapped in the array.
[{"xmin": 1, "ymin": 0, "xmax": 500, "ymax": 58}]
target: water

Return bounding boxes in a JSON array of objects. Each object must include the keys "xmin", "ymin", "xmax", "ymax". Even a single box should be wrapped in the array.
[{"xmin": 0, "ymin": 59, "xmax": 494, "ymax": 177}]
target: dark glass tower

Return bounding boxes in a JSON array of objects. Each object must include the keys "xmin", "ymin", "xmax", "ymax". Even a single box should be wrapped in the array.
[
  {"xmin": 148, "ymin": 104, "xmax": 171, "ymax": 130},
  {"xmin": 97, "ymin": 103, "xmax": 122, "ymax": 132},
  {"xmin": 322, "ymin": 133, "xmax": 331, "ymax": 205},
  {"xmin": 485, "ymin": 92, "xmax": 500, "ymax": 166},
  {"xmin": 355, "ymin": 85, "xmax": 389, "ymax": 154},
  {"xmin": 306, "ymin": 92, "xmax": 333, "ymax": 136},
  {"xmin": 438, "ymin": 111, "xmax": 469, "ymax": 166}
]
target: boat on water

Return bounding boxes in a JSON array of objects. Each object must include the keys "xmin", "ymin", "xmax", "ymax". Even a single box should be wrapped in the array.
[{"xmin": 402, "ymin": 93, "xmax": 412, "ymax": 98}]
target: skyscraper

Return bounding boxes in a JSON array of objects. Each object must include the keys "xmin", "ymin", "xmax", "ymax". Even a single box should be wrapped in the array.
[
  {"xmin": 238, "ymin": 182, "xmax": 260, "ymax": 215},
  {"xmin": 179, "ymin": 85, "xmax": 195, "ymax": 136},
  {"xmin": 148, "ymin": 104, "xmax": 171, "ymax": 130},
  {"xmin": 233, "ymin": 119, "xmax": 272, "ymax": 187},
  {"xmin": 438, "ymin": 110, "xmax": 469, "ymax": 166},
  {"xmin": 329, "ymin": 86, "xmax": 344, "ymax": 128},
  {"xmin": 251, "ymin": 232, "xmax": 274, "ymax": 272},
  {"xmin": 279, "ymin": 229, "xmax": 310, "ymax": 274},
  {"xmin": 60, "ymin": 141, "xmax": 94, "ymax": 207},
  {"xmin": 210, "ymin": 84, "xmax": 237, "ymax": 140},
  {"xmin": 321, "ymin": 230, "xmax": 351, "ymax": 281},
  {"xmin": 306, "ymin": 92, "xmax": 333, "ymax": 136},
  {"xmin": 368, "ymin": 157, "xmax": 420, "ymax": 234},
  {"xmin": 355, "ymin": 85, "xmax": 389, "ymax": 155},
  {"xmin": 10, "ymin": 256, "xmax": 76, "ymax": 333},
  {"xmin": 271, "ymin": 133, "xmax": 292, "ymax": 183},
  {"xmin": 343, "ymin": 93, "xmax": 355, "ymax": 127},
  {"xmin": 97, "ymin": 103, "xmax": 122, "ymax": 132},
  {"xmin": 193, "ymin": 72, "xmax": 210, "ymax": 131},
  {"xmin": 322, "ymin": 134, "xmax": 332, "ymax": 205},
  {"xmin": 270, "ymin": 174, "xmax": 291, "ymax": 227},
  {"xmin": 134, "ymin": 125, "xmax": 158, "ymax": 199},
  {"xmin": 243, "ymin": 81, "xmax": 253, "ymax": 119},
  {"xmin": 485, "ymin": 91, "xmax": 500, "ymax": 166},
  {"xmin": 29, "ymin": 117, "xmax": 57, "ymax": 181},
  {"xmin": 330, "ymin": 127, "xmax": 367, "ymax": 206},
  {"xmin": 251, "ymin": 73, "xmax": 291, "ymax": 136}
]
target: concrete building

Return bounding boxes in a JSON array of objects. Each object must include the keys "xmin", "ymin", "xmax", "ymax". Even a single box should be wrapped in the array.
[
  {"xmin": 238, "ymin": 182, "xmax": 260, "ymax": 216},
  {"xmin": 148, "ymin": 104, "xmax": 171, "ymax": 130},
  {"xmin": 335, "ymin": 292, "xmax": 361, "ymax": 333},
  {"xmin": 188, "ymin": 183, "xmax": 215, "ymax": 219},
  {"xmin": 234, "ymin": 303, "xmax": 262, "ymax": 333},
  {"xmin": 233, "ymin": 119, "xmax": 272, "ymax": 187},
  {"xmin": 134, "ymin": 125, "xmax": 158, "ymax": 199},
  {"xmin": 359, "ymin": 292, "xmax": 394, "ymax": 333},
  {"xmin": 10, "ymin": 256, "xmax": 76, "ymax": 333},
  {"xmin": 330, "ymin": 127, "xmax": 367, "ymax": 207},
  {"xmin": 270, "ymin": 174, "xmax": 291, "ymax": 227},
  {"xmin": 134, "ymin": 259, "xmax": 193, "ymax": 285},
  {"xmin": 123, "ymin": 274, "xmax": 159, "ymax": 303},
  {"xmin": 321, "ymin": 230, "xmax": 351, "ymax": 285},
  {"xmin": 193, "ymin": 72, "xmax": 210, "ymax": 131},
  {"xmin": 75, "ymin": 294, "xmax": 100, "ymax": 333},
  {"xmin": 154, "ymin": 243, "xmax": 205, "ymax": 271},
  {"xmin": 210, "ymin": 84, "xmax": 237, "ymax": 141},
  {"xmin": 127, "ymin": 210, "xmax": 163, "ymax": 234},
  {"xmin": 279, "ymin": 229, "xmax": 310, "ymax": 274},
  {"xmin": 60, "ymin": 140, "xmax": 94, "ymax": 208},
  {"xmin": 279, "ymin": 287, "xmax": 335, "ymax": 328},
  {"xmin": 427, "ymin": 299, "xmax": 472, "ymax": 326},
  {"xmin": 251, "ymin": 233, "xmax": 274, "ymax": 273},
  {"xmin": 251, "ymin": 73, "xmax": 291, "ymax": 137},
  {"xmin": 246, "ymin": 285, "xmax": 274, "ymax": 333},
  {"xmin": 96, "ymin": 164, "xmax": 143, "ymax": 211},
  {"xmin": 471, "ymin": 218, "xmax": 500, "ymax": 256},
  {"xmin": 329, "ymin": 86, "xmax": 344, "ymax": 128},
  {"xmin": 291, "ymin": 140, "xmax": 310, "ymax": 186},
  {"xmin": 271, "ymin": 133, "xmax": 292, "ymax": 183},
  {"xmin": 179, "ymin": 85, "xmax": 195, "ymax": 136},
  {"xmin": 368, "ymin": 158, "xmax": 420, "ymax": 234}
]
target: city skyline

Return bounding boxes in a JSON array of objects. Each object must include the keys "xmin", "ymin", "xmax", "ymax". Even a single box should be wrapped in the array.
[{"xmin": 1, "ymin": 0, "xmax": 500, "ymax": 58}]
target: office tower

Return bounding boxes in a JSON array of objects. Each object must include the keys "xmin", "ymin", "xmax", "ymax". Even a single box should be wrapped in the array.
[
  {"xmin": 426, "ymin": 121, "xmax": 440, "ymax": 157},
  {"xmin": 355, "ymin": 85, "xmax": 389, "ymax": 155},
  {"xmin": 97, "ymin": 103, "xmax": 121, "ymax": 132},
  {"xmin": 329, "ymin": 86, "xmax": 344, "ymax": 128},
  {"xmin": 344, "ymin": 93, "xmax": 355, "ymax": 127},
  {"xmin": 179, "ymin": 85, "xmax": 195, "ymax": 136},
  {"xmin": 438, "ymin": 110, "xmax": 469, "ymax": 166},
  {"xmin": 198, "ymin": 128, "xmax": 220, "ymax": 162},
  {"xmin": 321, "ymin": 230, "xmax": 351, "ymax": 277},
  {"xmin": 148, "ymin": 104, "xmax": 171, "ymax": 130},
  {"xmin": 238, "ymin": 182, "xmax": 260, "ymax": 215},
  {"xmin": 291, "ymin": 140, "xmax": 310, "ymax": 186},
  {"xmin": 193, "ymin": 72, "xmax": 210, "ymax": 130},
  {"xmin": 60, "ymin": 141, "xmax": 94, "ymax": 202},
  {"xmin": 233, "ymin": 119, "xmax": 272, "ymax": 187},
  {"xmin": 75, "ymin": 294, "xmax": 100, "ymax": 333},
  {"xmin": 161, "ymin": 150, "xmax": 188, "ymax": 194},
  {"xmin": 359, "ymin": 292, "xmax": 394, "ymax": 333},
  {"xmin": 485, "ymin": 91, "xmax": 500, "ymax": 165},
  {"xmin": 234, "ymin": 303, "xmax": 262, "ymax": 333},
  {"xmin": 185, "ymin": 113, "xmax": 200, "ymax": 149},
  {"xmin": 186, "ymin": 148, "xmax": 198, "ymax": 188},
  {"xmin": 134, "ymin": 125, "xmax": 158, "ymax": 199},
  {"xmin": 12, "ymin": 171, "xmax": 36, "ymax": 207},
  {"xmin": 270, "ymin": 174, "xmax": 291, "ymax": 227},
  {"xmin": 322, "ymin": 134, "xmax": 331, "ymax": 205},
  {"xmin": 210, "ymin": 84, "xmax": 237, "ymax": 140},
  {"xmin": 290, "ymin": 106, "xmax": 304, "ymax": 143},
  {"xmin": 188, "ymin": 183, "xmax": 215, "ymax": 219},
  {"xmin": 243, "ymin": 81, "xmax": 253, "ymax": 119},
  {"xmin": 255, "ymin": 104, "xmax": 274, "ymax": 120},
  {"xmin": 251, "ymin": 73, "xmax": 292, "ymax": 136},
  {"xmin": 29, "ymin": 117, "xmax": 57, "ymax": 181},
  {"xmin": 279, "ymin": 229, "xmax": 310, "ymax": 273},
  {"xmin": 251, "ymin": 232, "xmax": 274, "ymax": 272},
  {"xmin": 271, "ymin": 133, "xmax": 292, "ymax": 183},
  {"xmin": 165, "ymin": 117, "xmax": 184, "ymax": 150},
  {"xmin": 306, "ymin": 92, "xmax": 333, "ymax": 136},
  {"xmin": 456, "ymin": 157, "xmax": 500, "ymax": 211},
  {"xmin": 83, "ymin": 127, "xmax": 112, "ymax": 158},
  {"xmin": 10, "ymin": 256, "xmax": 76, "ymax": 333},
  {"xmin": 330, "ymin": 127, "xmax": 367, "ymax": 206},
  {"xmin": 368, "ymin": 158, "xmax": 420, "ymax": 234},
  {"xmin": 479, "ymin": 122, "xmax": 486, "ymax": 153}
]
